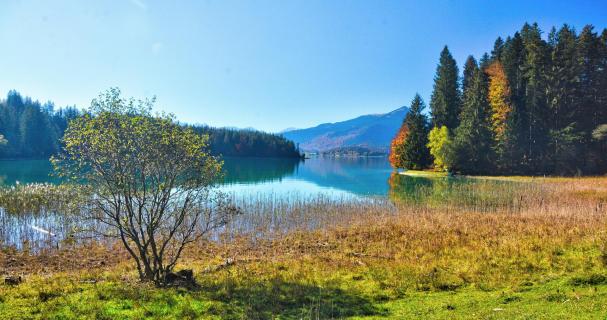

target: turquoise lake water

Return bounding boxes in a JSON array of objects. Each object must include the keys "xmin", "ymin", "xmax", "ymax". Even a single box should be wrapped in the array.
[{"xmin": 0, "ymin": 157, "xmax": 394, "ymax": 198}]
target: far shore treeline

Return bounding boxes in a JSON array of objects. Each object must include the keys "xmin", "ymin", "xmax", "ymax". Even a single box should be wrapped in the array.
[
  {"xmin": 0, "ymin": 90, "xmax": 301, "ymax": 160},
  {"xmin": 391, "ymin": 23, "xmax": 607, "ymax": 175}
]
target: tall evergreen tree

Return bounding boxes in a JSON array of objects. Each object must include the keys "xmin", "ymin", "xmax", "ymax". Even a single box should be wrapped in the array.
[
  {"xmin": 521, "ymin": 23, "xmax": 550, "ymax": 173},
  {"xmin": 452, "ymin": 68, "xmax": 495, "ymax": 174},
  {"xmin": 491, "ymin": 37, "xmax": 505, "ymax": 61},
  {"xmin": 462, "ymin": 55, "xmax": 478, "ymax": 93},
  {"xmin": 600, "ymin": 29, "xmax": 607, "ymax": 127},
  {"xmin": 430, "ymin": 46, "xmax": 461, "ymax": 130},
  {"xmin": 500, "ymin": 32, "xmax": 528, "ymax": 172},
  {"xmin": 546, "ymin": 24, "xmax": 583, "ymax": 173},
  {"xmin": 576, "ymin": 25, "xmax": 607, "ymax": 172},
  {"xmin": 401, "ymin": 94, "xmax": 431, "ymax": 170},
  {"xmin": 479, "ymin": 53, "xmax": 491, "ymax": 70},
  {"xmin": 19, "ymin": 103, "xmax": 57, "ymax": 157}
]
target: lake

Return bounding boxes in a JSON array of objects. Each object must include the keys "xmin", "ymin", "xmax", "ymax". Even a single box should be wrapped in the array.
[
  {"xmin": 0, "ymin": 157, "xmax": 520, "ymax": 250},
  {"xmin": 0, "ymin": 157, "xmax": 395, "ymax": 249},
  {"xmin": 0, "ymin": 157, "xmax": 395, "ymax": 198}
]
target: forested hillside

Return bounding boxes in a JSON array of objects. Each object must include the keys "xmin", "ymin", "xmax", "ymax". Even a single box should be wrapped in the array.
[
  {"xmin": 0, "ymin": 90, "xmax": 80, "ymax": 159},
  {"xmin": 0, "ymin": 90, "xmax": 301, "ymax": 159},
  {"xmin": 391, "ymin": 23, "xmax": 607, "ymax": 175},
  {"xmin": 192, "ymin": 126, "xmax": 302, "ymax": 158}
]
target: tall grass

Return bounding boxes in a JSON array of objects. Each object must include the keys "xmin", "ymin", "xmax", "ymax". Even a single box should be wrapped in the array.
[{"xmin": 0, "ymin": 183, "xmax": 85, "ymax": 215}]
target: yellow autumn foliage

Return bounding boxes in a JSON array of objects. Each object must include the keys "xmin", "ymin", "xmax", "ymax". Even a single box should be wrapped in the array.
[{"xmin": 485, "ymin": 61, "xmax": 512, "ymax": 145}]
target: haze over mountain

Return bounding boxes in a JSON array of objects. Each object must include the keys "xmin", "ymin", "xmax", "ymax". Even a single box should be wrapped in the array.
[{"xmin": 282, "ymin": 107, "xmax": 408, "ymax": 152}]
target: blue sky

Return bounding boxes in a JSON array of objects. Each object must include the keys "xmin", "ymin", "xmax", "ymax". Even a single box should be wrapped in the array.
[{"xmin": 1, "ymin": 0, "xmax": 606, "ymax": 132}]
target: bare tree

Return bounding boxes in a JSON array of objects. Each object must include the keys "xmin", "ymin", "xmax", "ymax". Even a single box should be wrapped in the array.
[{"xmin": 53, "ymin": 88, "xmax": 237, "ymax": 286}]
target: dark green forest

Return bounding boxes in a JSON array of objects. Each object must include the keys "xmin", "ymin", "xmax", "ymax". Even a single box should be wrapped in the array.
[
  {"xmin": 392, "ymin": 23, "xmax": 607, "ymax": 175},
  {"xmin": 0, "ymin": 90, "xmax": 301, "ymax": 159},
  {"xmin": 191, "ymin": 126, "xmax": 302, "ymax": 158},
  {"xmin": 0, "ymin": 90, "xmax": 80, "ymax": 159}
]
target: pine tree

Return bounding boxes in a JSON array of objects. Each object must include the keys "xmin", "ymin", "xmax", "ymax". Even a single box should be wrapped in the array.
[
  {"xmin": 600, "ymin": 29, "xmax": 607, "ymax": 126},
  {"xmin": 401, "ymin": 94, "xmax": 431, "ymax": 170},
  {"xmin": 575, "ymin": 25, "xmax": 607, "ymax": 172},
  {"xmin": 19, "ymin": 103, "xmax": 56, "ymax": 157},
  {"xmin": 430, "ymin": 46, "xmax": 461, "ymax": 130},
  {"xmin": 597, "ymin": 29, "xmax": 607, "ymax": 172},
  {"xmin": 462, "ymin": 55, "xmax": 478, "ymax": 93},
  {"xmin": 521, "ymin": 23, "xmax": 550, "ymax": 173},
  {"xmin": 479, "ymin": 53, "xmax": 491, "ymax": 70},
  {"xmin": 452, "ymin": 68, "xmax": 495, "ymax": 174},
  {"xmin": 546, "ymin": 24, "xmax": 583, "ymax": 173},
  {"xmin": 491, "ymin": 37, "xmax": 505, "ymax": 61},
  {"xmin": 500, "ymin": 32, "xmax": 528, "ymax": 171}
]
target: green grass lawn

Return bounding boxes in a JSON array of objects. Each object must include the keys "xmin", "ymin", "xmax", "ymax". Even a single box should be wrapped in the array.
[{"xmin": 2, "ymin": 271, "xmax": 607, "ymax": 319}]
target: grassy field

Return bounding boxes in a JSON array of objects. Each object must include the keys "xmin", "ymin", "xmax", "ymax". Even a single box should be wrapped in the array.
[{"xmin": 1, "ymin": 176, "xmax": 607, "ymax": 319}]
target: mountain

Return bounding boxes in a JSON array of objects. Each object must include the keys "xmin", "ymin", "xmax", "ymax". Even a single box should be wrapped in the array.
[{"xmin": 281, "ymin": 106, "xmax": 408, "ymax": 152}]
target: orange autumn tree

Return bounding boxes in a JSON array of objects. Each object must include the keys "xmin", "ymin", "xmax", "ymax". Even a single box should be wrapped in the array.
[
  {"xmin": 389, "ymin": 124, "xmax": 409, "ymax": 168},
  {"xmin": 485, "ymin": 61, "xmax": 513, "ymax": 165}
]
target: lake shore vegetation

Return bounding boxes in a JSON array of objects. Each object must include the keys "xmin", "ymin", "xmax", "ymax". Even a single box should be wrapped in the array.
[{"xmin": 2, "ymin": 176, "xmax": 607, "ymax": 318}]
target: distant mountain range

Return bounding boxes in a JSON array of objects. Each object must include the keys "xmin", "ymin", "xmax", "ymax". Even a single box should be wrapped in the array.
[{"xmin": 281, "ymin": 106, "xmax": 408, "ymax": 153}]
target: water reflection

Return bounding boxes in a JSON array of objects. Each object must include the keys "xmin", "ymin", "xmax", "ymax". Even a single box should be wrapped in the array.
[
  {"xmin": 222, "ymin": 157, "xmax": 299, "ymax": 184},
  {"xmin": 388, "ymin": 172, "xmax": 521, "ymax": 211},
  {"xmin": 0, "ymin": 208, "xmax": 96, "ymax": 251},
  {"xmin": 295, "ymin": 157, "xmax": 392, "ymax": 196},
  {"xmin": 0, "ymin": 160, "xmax": 59, "ymax": 185},
  {"xmin": 0, "ymin": 157, "xmax": 400, "ymax": 249},
  {"xmin": 0, "ymin": 157, "xmax": 394, "ymax": 196}
]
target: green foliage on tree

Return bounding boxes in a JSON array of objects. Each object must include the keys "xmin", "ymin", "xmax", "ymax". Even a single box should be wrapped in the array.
[
  {"xmin": 491, "ymin": 37, "xmax": 505, "ymax": 61},
  {"xmin": 400, "ymin": 94, "xmax": 431, "ymax": 170},
  {"xmin": 427, "ymin": 126, "xmax": 453, "ymax": 172},
  {"xmin": 544, "ymin": 25, "xmax": 584, "ymax": 173},
  {"xmin": 53, "ymin": 88, "xmax": 236, "ymax": 286},
  {"xmin": 192, "ymin": 126, "xmax": 301, "ymax": 158},
  {"xmin": 498, "ymin": 32, "xmax": 529, "ymax": 172},
  {"xmin": 0, "ymin": 90, "xmax": 79, "ymax": 159},
  {"xmin": 430, "ymin": 46, "xmax": 461, "ymax": 130},
  {"xmin": 451, "ymin": 68, "xmax": 495, "ymax": 174},
  {"xmin": 462, "ymin": 55, "xmax": 478, "ymax": 93},
  {"xmin": 424, "ymin": 22, "xmax": 607, "ymax": 175},
  {"xmin": 520, "ymin": 23, "xmax": 551, "ymax": 172}
]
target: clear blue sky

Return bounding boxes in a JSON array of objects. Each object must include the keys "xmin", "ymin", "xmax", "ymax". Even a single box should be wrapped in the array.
[{"xmin": 1, "ymin": 0, "xmax": 606, "ymax": 132}]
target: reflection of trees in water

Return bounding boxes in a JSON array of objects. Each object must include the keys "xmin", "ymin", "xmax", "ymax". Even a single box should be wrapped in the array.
[
  {"xmin": 0, "ymin": 160, "xmax": 57, "ymax": 185},
  {"xmin": 388, "ymin": 173, "xmax": 437, "ymax": 205},
  {"xmin": 221, "ymin": 157, "xmax": 300, "ymax": 184},
  {"xmin": 388, "ymin": 173, "xmax": 521, "ymax": 210},
  {"xmin": 296, "ymin": 157, "xmax": 392, "ymax": 196}
]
